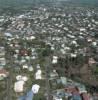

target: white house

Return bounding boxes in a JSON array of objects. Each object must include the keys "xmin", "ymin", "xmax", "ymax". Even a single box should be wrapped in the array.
[
  {"xmin": 14, "ymin": 80, "xmax": 25, "ymax": 92},
  {"xmin": 22, "ymin": 64, "xmax": 29, "ymax": 69},
  {"xmin": 4, "ymin": 32, "xmax": 12, "ymax": 37},
  {"xmin": 28, "ymin": 66, "xmax": 33, "ymax": 72},
  {"xmin": 35, "ymin": 69, "xmax": 42, "ymax": 80},
  {"xmin": 52, "ymin": 56, "xmax": 58, "ymax": 64},
  {"xmin": 32, "ymin": 84, "xmax": 40, "ymax": 94},
  {"xmin": 80, "ymin": 28, "xmax": 86, "ymax": 32},
  {"xmin": 16, "ymin": 75, "xmax": 28, "ymax": 82},
  {"xmin": 70, "ymin": 53, "xmax": 77, "ymax": 58},
  {"xmin": 0, "ymin": 58, "xmax": 6, "ymax": 66}
]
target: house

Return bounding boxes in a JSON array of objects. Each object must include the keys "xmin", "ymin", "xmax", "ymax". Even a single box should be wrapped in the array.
[
  {"xmin": 88, "ymin": 58, "xmax": 96, "ymax": 66},
  {"xmin": 0, "ymin": 58, "xmax": 6, "ymax": 66},
  {"xmin": 19, "ymin": 49, "xmax": 28, "ymax": 56},
  {"xmin": 0, "ymin": 69, "xmax": 9, "ymax": 80},
  {"xmin": 79, "ymin": 28, "xmax": 86, "ymax": 32},
  {"xmin": 32, "ymin": 84, "xmax": 40, "ymax": 94},
  {"xmin": 0, "ymin": 47, "xmax": 5, "ymax": 56},
  {"xmin": 17, "ymin": 14, "xmax": 25, "ymax": 19},
  {"xmin": 14, "ymin": 80, "xmax": 25, "ymax": 93},
  {"xmin": 81, "ymin": 93, "xmax": 91, "ymax": 100},
  {"xmin": 53, "ymin": 96, "xmax": 62, "ymax": 100},
  {"xmin": 35, "ymin": 69, "xmax": 42, "ymax": 80},
  {"xmin": 36, "ymin": 64, "xmax": 40, "ymax": 69},
  {"xmin": 25, "ymin": 56, "xmax": 30, "ymax": 60},
  {"xmin": 70, "ymin": 53, "xmax": 77, "ymax": 58},
  {"xmin": 65, "ymin": 86, "xmax": 79, "ymax": 94},
  {"xmin": 50, "ymin": 70, "xmax": 58, "ymax": 79},
  {"xmin": 52, "ymin": 56, "xmax": 58, "ymax": 64},
  {"xmin": 4, "ymin": 32, "xmax": 12, "ymax": 37},
  {"xmin": 72, "ymin": 94, "xmax": 82, "ymax": 100},
  {"xmin": 60, "ymin": 77, "xmax": 67, "ymax": 85},
  {"xmin": 30, "ymin": 36, "xmax": 36, "ymax": 40},
  {"xmin": 16, "ymin": 75, "xmax": 28, "ymax": 82},
  {"xmin": 52, "ymin": 89, "xmax": 65, "ymax": 100},
  {"xmin": 18, "ymin": 84, "xmax": 40, "ymax": 100},
  {"xmin": 22, "ymin": 64, "xmax": 29, "ymax": 69},
  {"xmin": 28, "ymin": 66, "xmax": 33, "ymax": 72},
  {"xmin": 92, "ymin": 93, "xmax": 98, "ymax": 100},
  {"xmin": 0, "ymin": 18, "xmax": 4, "ymax": 22},
  {"xmin": 0, "ymin": 69, "xmax": 9, "ymax": 78},
  {"xmin": 92, "ymin": 41, "xmax": 97, "ymax": 46},
  {"xmin": 69, "ymin": 86, "xmax": 82, "ymax": 100},
  {"xmin": 18, "ymin": 90, "xmax": 34, "ymax": 100}
]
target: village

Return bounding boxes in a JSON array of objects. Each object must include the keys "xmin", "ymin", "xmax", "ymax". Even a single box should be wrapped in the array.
[{"xmin": 0, "ymin": 5, "xmax": 98, "ymax": 100}]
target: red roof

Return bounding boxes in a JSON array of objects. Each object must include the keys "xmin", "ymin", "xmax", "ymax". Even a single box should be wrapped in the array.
[
  {"xmin": 81, "ymin": 93, "xmax": 91, "ymax": 100},
  {"xmin": 20, "ymin": 49, "xmax": 28, "ymax": 56},
  {"xmin": 65, "ymin": 86, "xmax": 79, "ymax": 95},
  {"xmin": 0, "ymin": 69, "xmax": 9, "ymax": 75}
]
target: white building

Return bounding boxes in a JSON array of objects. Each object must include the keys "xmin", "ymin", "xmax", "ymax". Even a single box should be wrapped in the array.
[
  {"xmin": 52, "ymin": 56, "xmax": 58, "ymax": 64},
  {"xmin": 32, "ymin": 84, "xmax": 40, "ymax": 94},
  {"xmin": 35, "ymin": 69, "xmax": 42, "ymax": 80},
  {"xmin": 14, "ymin": 80, "xmax": 25, "ymax": 93}
]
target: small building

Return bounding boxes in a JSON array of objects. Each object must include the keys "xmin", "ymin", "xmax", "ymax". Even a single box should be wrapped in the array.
[
  {"xmin": 32, "ymin": 84, "xmax": 40, "ymax": 94},
  {"xmin": 0, "ymin": 47, "xmax": 5, "ymax": 57},
  {"xmin": 18, "ymin": 90, "xmax": 34, "ymax": 100},
  {"xmin": 72, "ymin": 94, "xmax": 82, "ymax": 100},
  {"xmin": 0, "ymin": 58, "xmax": 6, "ymax": 66},
  {"xmin": 35, "ymin": 69, "xmax": 42, "ymax": 80},
  {"xmin": 0, "ymin": 69, "xmax": 9, "ymax": 80},
  {"xmin": 81, "ymin": 93, "xmax": 91, "ymax": 100},
  {"xmin": 4, "ymin": 32, "xmax": 12, "ymax": 37},
  {"xmin": 14, "ymin": 80, "xmax": 25, "ymax": 93},
  {"xmin": 52, "ymin": 56, "xmax": 58, "ymax": 64}
]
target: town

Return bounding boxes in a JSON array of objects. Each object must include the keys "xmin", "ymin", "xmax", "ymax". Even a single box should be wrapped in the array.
[{"xmin": 0, "ymin": 3, "xmax": 98, "ymax": 100}]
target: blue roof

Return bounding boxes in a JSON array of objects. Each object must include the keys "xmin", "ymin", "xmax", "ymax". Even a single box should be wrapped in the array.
[
  {"xmin": 4, "ymin": 33, "xmax": 12, "ymax": 37},
  {"xmin": 72, "ymin": 95, "xmax": 82, "ymax": 100},
  {"xmin": 18, "ymin": 90, "xmax": 34, "ymax": 100}
]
